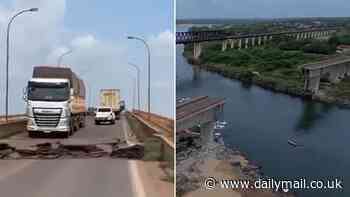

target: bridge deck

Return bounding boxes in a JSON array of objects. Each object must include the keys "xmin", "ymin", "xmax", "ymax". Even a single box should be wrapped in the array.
[
  {"xmin": 303, "ymin": 56, "xmax": 350, "ymax": 70},
  {"xmin": 176, "ymin": 27, "xmax": 337, "ymax": 44},
  {"xmin": 176, "ymin": 96, "xmax": 225, "ymax": 122}
]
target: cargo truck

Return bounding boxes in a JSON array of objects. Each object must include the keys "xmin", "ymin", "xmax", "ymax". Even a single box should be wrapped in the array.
[
  {"xmin": 24, "ymin": 66, "xmax": 87, "ymax": 138},
  {"xmin": 99, "ymin": 89, "xmax": 121, "ymax": 119}
]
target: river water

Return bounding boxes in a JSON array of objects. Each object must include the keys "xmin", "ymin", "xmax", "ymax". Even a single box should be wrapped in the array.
[{"xmin": 176, "ymin": 27, "xmax": 349, "ymax": 197}]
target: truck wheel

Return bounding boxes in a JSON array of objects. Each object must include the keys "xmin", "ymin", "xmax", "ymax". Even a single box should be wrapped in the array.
[
  {"xmin": 111, "ymin": 120, "xmax": 115, "ymax": 125},
  {"xmin": 79, "ymin": 116, "xmax": 86, "ymax": 128},
  {"xmin": 95, "ymin": 120, "xmax": 99, "ymax": 125}
]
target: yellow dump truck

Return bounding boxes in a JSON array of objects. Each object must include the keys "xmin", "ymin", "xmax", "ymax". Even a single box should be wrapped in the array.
[{"xmin": 100, "ymin": 89, "xmax": 121, "ymax": 118}]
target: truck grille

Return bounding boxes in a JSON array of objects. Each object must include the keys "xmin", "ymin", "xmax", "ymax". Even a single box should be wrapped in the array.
[{"xmin": 33, "ymin": 108, "xmax": 62, "ymax": 127}]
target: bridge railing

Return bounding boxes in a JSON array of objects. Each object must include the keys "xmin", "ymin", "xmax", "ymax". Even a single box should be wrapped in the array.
[{"xmin": 176, "ymin": 27, "xmax": 339, "ymax": 44}]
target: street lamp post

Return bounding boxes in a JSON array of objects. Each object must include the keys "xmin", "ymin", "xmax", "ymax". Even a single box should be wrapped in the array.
[
  {"xmin": 128, "ymin": 62, "xmax": 141, "ymax": 110},
  {"xmin": 127, "ymin": 36, "xmax": 151, "ymax": 118},
  {"xmin": 5, "ymin": 8, "xmax": 39, "ymax": 122},
  {"xmin": 57, "ymin": 49, "xmax": 73, "ymax": 67},
  {"xmin": 132, "ymin": 77, "xmax": 136, "ymax": 110}
]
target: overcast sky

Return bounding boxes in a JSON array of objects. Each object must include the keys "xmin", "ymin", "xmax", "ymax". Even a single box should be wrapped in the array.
[
  {"xmin": 0, "ymin": 0, "xmax": 174, "ymax": 118},
  {"xmin": 177, "ymin": 0, "xmax": 350, "ymax": 19}
]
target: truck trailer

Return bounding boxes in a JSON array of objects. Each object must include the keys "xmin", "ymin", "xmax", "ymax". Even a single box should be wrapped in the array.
[
  {"xmin": 99, "ymin": 89, "xmax": 121, "ymax": 119},
  {"xmin": 25, "ymin": 66, "xmax": 86, "ymax": 138}
]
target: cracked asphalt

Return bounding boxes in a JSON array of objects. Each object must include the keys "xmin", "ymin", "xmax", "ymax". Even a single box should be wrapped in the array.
[{"xmin": 0, "ymin": 116, "xmax": 142, "ymax": 197}]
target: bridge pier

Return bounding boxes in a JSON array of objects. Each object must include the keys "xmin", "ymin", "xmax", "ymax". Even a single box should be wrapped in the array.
[
  {"xmin": 238, "ymin": 39, "xmax": 242, "ymax": 49},
  {"xmin": 258, "ymin": 37, "xmax": 262, "ymax": 46},
  {"xmin": 193, "ymin": 42, "xmax": 202, "ymax": 60},
  {"xmin": 192, "ymin": 65, "xmax": 201, "ymax": 80},
  {"xmin": 304, "ymin": 75, "xmax": 321, "ymax": 94},
  {"xmin": 264, "ymin": 36, "xmax": 268, "ymax": 44},
  {"xmin": 222, "ymin": 40, "xmax": 228, "ymax": 52},
  {"xmin": 229, "ymin": 39, "xmax": 235, "ymax": 48},
  {"xmin": 245, "ymin": 38, "xmax": 249, "ymax": 49},
  {"xmin": 200, "ymin": 121, "xmax": 215, "ymax": 145}
]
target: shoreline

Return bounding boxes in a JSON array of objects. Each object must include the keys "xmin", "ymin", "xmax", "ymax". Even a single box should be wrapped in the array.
[
  {"xmin": 176, "ymin": 133, "xmax": 296, "ymax": 197},
  {"xmin": 184, "ymin": 53, "xmax": 350, "ymax": 109}
]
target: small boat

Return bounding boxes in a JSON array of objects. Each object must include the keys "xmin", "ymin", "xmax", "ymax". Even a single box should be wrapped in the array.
[
  {"xmin": 214, "ymin": 124, "xmax": 225, "ymax": 129},
  {"xmin": 219, "ymin": 121, "xmax": 227, "ymax": 125},
  {"xmin": 214, "ymin": 132, "xmax": 221, "ymax": 137},
  {"xmin": 288, "ymin": 139, "xmax": 298, "ymax": 147}
]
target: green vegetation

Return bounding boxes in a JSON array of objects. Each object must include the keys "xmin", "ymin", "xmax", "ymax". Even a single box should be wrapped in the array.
[
  {"xmin": 327, "ymin": 78, "xmax": 350, "ymax": 99},
  {"xmin": 186, "ymin": 39, "xmax": 327, "ymax": 85},
  {"xmin": 329, "ymin": 34, "xmax": 350, "ymax": 45}
]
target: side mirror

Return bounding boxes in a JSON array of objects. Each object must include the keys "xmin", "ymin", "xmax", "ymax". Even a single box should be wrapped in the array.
[{"xmin": 70, "ymin": 88, "xmax": 74, "ymax": 96}]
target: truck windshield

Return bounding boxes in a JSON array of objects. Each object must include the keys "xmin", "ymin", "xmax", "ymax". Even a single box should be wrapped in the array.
[{"xmin": 28, "ymin": 81, "xmax": 69, "ymax": 101}]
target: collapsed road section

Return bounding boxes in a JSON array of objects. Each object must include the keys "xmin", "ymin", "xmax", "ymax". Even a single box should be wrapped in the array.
[{"xmin": 0, "ymin": 140, "xmax": 144, "ymax": 160}]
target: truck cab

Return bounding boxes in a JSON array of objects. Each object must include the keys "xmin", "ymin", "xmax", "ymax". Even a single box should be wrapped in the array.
[{"xmin": 25, "ymin": 78, "xmax": 74, "ymax": 137}]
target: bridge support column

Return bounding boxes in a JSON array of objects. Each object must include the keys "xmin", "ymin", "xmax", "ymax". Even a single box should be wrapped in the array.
[
  {"xmin": 193, "ymin": 42, "xmax": 202, "ymax": 60},
  {"xmin": 245, "ymin": 38, "xmax": 249, "ymax": 49},
  {"xmin": 192, "ymin": 65, "xmax": 201, "ymax": 81},
  {"xmin": 258, "ymin": 37, "xmax": 262, "ymax": 46},
  {"xmin": 222, "ymin": 40, "xmax": 228, "ymax": 52},
  {"xmin": 200, "ymin": 121, "xmax": 215, "ymax": 145},
  {"xmin": 304, "ymin": 76, "xmax": 320, "ymax": 94},
  {"xmin": 296, "ymin": 33, "xmax": 301, "ymax": 40},
  {"xmin": 264, "ymin": 36, "xmax": 268, "ymax": 44},
  {"xmin": 303, "ymin": 33, "xmax": 307, "ymax": 39},
  {"xmin": 251, "ymin": 37, "xmax": 256, "ymax": 47},
  {"xmin": 229, "ymin": 39, "xmax": 235, "ymax": 48}
]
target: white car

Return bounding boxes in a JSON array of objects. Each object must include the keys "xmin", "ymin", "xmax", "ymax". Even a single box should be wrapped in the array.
[{"xmin": 94, "ymin": 107, "xmax": 116, "ymax": 125}]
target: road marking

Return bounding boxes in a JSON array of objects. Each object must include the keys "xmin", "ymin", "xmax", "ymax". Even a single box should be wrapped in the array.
[
  {"xmin": 122, "ymin": 115, "xmax": 146, "ymax": 197},
  {"xmin": 129, "ymin": 160, "xmax": 146, "ymax": 197}
]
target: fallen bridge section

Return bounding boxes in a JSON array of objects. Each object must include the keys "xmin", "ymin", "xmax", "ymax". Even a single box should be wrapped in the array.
[
  {"xmin": 302, "ymin": 55, "xmax": 350, "ymax": 94},
  {"xmin": 177, "ymin": 96, "xmax": 225, "ymax": 144}
]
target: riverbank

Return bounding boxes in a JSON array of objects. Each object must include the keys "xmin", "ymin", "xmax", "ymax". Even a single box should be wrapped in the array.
[
  {"xmin": 176, "ymin": 133, "xmax": 295, "ymax": 197},
  {"xmin": 184, "ymin": 51, "xmax": 350, "ymax": 108}
]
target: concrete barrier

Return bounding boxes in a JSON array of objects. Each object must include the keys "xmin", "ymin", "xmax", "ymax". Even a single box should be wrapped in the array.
[
  {"xmin": 125, "ymin": 111, "xmax": 174, "ymax": 165},
  {"xmin": 0, "ymin": 119, "xmax": 26, "ymax": 139}
]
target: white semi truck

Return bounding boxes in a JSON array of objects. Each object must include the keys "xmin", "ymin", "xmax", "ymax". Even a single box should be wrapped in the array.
[{"xmin": 24, "ymin": 66, "xmax": 86, "ymax": 138}]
